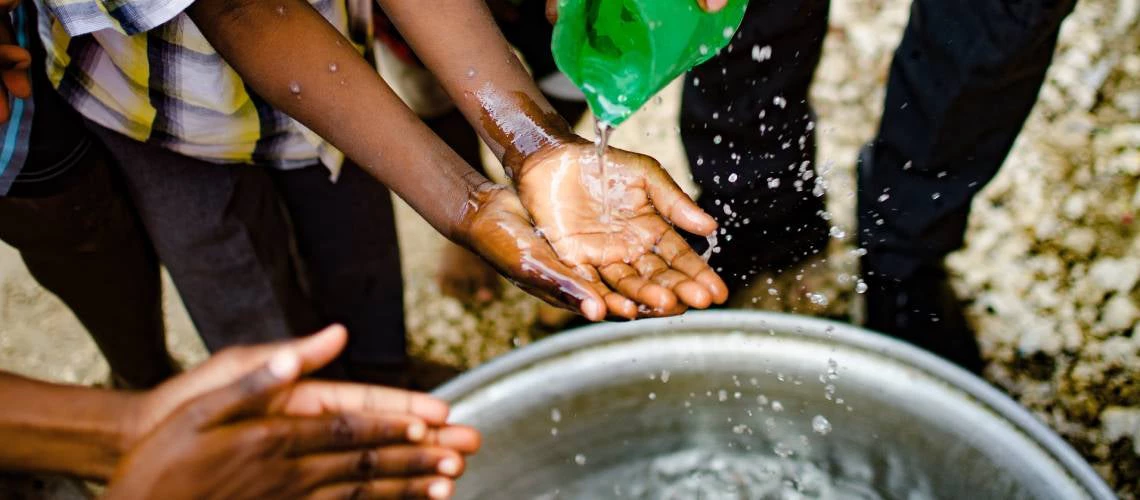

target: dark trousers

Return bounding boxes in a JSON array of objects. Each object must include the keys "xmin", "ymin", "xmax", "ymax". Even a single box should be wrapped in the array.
[
  {"xmin": 682, "ymin": 0, "xmax": 1076, "ymax": 285},
  {"xmin": 0, "ymin": 142, "xmax": 172, "ymax": 389},
  {"xmin": 88, "ymin": 123, "xmax": 407, "ymax": 370}
]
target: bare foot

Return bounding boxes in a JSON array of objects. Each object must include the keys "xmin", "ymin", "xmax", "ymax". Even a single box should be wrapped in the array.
[{"xmin": 438, "ymin": 242, "xmax": 501, "ymax": 304}]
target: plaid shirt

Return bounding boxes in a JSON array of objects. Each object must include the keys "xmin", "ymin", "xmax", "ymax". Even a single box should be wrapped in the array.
[{"xmin": 33, "ymin": 0, "xmax": 353, "ymax": 169}]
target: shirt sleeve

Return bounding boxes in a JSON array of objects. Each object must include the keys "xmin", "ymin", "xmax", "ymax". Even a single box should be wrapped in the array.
[{"xmin": 36, "ymin": 0, "xmax": 195, "ymax": 36}]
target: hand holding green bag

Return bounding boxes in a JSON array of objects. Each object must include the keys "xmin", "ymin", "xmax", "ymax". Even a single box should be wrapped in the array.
[{"xmin": 550, "ymin": 0, "xmax": 748, "ymax": 126}]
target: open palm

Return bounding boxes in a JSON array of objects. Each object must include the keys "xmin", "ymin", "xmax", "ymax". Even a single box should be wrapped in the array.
[{"xmin": 516, "ymin": 142, "xmax": 728, "ymax": 313}]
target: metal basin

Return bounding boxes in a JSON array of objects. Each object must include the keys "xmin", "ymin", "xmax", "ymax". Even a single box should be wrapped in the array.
[{"xmin": 435, "ymin": 311, "xmax": 1114, "ymax": 499}]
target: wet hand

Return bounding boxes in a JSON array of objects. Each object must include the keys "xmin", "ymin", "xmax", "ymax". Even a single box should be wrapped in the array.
[
  {"xmin": 457, "ymin": 183, "xmax": 651, "ymax": 321},
  {"xmin": 0, "ymin": 0, "xmax": 31, "ymax": 123},
  {"xmin": 106, "ymin": 347, "xmax": 467, "ymax": 500},
  {"xmin": 515, "ymin": 142, "xmax": 728, "ymax": 314},
  {"xmin": 129, "ymin": 326, "xmax": 481, "ymax": 455}
]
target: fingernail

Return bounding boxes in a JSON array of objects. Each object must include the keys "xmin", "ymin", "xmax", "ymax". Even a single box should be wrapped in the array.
[
  {"xmin": 428, "ymin": 480, "xmax": 452, "ymax": 499},
  {"xmin": 267, "ymin": 350, "xmax": 299, "ymax": 380},
  {"xmin": 407, "ymin": 421, "xmax": 427, "ymax": 442},
  {"xmin": 708, "ymin": 0, "xmax": 728, "ymax": 11},
  {"xmin": 438, "ymin": 457, "xmax": 460, "ymax": 476},
  {"xmin": 583, "ymin": 299, "xmax": 604, "ymax": 320}
]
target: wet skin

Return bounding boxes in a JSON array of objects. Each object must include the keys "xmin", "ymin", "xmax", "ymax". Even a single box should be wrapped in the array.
[
  {"xmin": 377, "ymin": 0, "xmax": 728, "ymax": 319},
  {"xmin": 473, "ymin": 88, "xmax": 728, "ymax": 316}
]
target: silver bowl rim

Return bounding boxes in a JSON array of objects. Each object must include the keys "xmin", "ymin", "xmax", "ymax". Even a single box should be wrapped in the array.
[{"xmin": 434, "ymin": 310, "xmax": 1115, "ymax": 499}]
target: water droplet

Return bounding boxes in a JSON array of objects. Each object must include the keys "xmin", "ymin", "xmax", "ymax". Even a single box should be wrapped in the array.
[
  {"xmin": 692, "ymin": 77, "xmax": 701, "ymax": 87},
  {"xmin": 699, "ymin": 44, "xmax": 710, "ymax": 55},
  {"xmin": 660, "ymin": 370, "xmax": 671, "ymax": 383},
  {"xmin": 574, "ymin": 454, "xmax": 587, "ymax": 465},
  {"xmin": 771, "ymin": 401, "xmax": 784, "ymax": 412},
  {"xmin": 466, "ymin": 68, "xmax": 476, "ymax": 78},
  {"xmin": 829, "ymin": 226, "xmax": 846, "ymax": 239},
  {"xmin": 773, "ymin": 442, "xmax": 794, "ymax": 458},
  {"xmin": 327, "ymin": 62, "xmax": 338, "ymax": 73},
  {"xmin": 855, "ymin": 280, "xmax": 868, "ymax": 294},
  {"xmin": 812, "ymin": 415, "xmax": 832, "ymax": 435},
  {"xmin": 550, "ymin": 408, "xmax": 562, "ymax": 423},
  {"xmin": 723, "ymin": 27, "xmax": 734, "ymax": 38},
  {"xmin": 288, "ymin": 81, "xmax": 302, "ymax": 95},
  {"xmin": 751, "ymin": 44, "xmax": 772, "ymax": 62},
  {"xmin": 773, "ymin": 96, "xmax": 787, "ymax": 108},
  {"xmin": 808, "ymin": 293, "xmax": 829, "ymax": 306},
  {"xmin": 713, "ymin": 135, "xmax": 723, "ymax": 144},
  {"xmin": 757, "ymin": 394, "xmax": 769, "ymax": 405},
  {"xmin": 932, "ymin": 192, "xmax": 941, "ymax": 200},
  {"xmin": 903, "ymin": 161, "xmax": 913, "ymax": 170},
  {"xmin": 654, "ymin": 95, "xmax": 664, "ymax": 105},
  {"xmin": 728, "ymin": 173, "xmax": 738, "ymax": 183},
  {"xmin": 878, "ymin": 193, "xmax": 891, "ymax": 202},
  {"xmin": 550, "ymin": 427, "xmax": 558, "ymax": 436},
  {"xmin": 648, "ymin": 392, "xmax": 657, "ymax": 400},
  {"xmin": 767, "ymin": 177, "xmax": 781, "ymax": 189},
  {"xmin": 274, "ymin": 5, "xmax": 285, "ymax": 15}
]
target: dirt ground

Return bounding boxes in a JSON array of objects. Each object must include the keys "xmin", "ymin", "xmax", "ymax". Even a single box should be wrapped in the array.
[{"xmin": 1, "ymin": 0, "xmax": 1137, "ymax": 495}]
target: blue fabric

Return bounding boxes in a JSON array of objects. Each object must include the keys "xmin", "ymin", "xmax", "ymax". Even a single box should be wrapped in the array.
[{"xmin": 0, "ymin": 5, "xmax": 36, "ymax": 197}]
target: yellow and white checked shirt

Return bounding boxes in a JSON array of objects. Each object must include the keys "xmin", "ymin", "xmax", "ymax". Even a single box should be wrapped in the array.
[{"xmin": 33, "ymin": 0, "xmax": 355, "ymax": 169}]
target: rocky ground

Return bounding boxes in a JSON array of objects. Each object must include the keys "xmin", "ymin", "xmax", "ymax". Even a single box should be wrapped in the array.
[{"xmin": 0, "ymin": 0, "xmax": 1136, "ymax": 495}]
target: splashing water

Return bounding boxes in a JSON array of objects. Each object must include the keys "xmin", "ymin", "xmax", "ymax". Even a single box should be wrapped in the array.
[
  {"xmin": 812, "ymin": 415, "xmax": 833, "ymax": 435},
  {"xmin": 537, "ymin": 449, "xmax": 895, "ymax": 500},
  {"xmin": 594, "ymin": 118, "xmax": 614, "ymax": 221}
]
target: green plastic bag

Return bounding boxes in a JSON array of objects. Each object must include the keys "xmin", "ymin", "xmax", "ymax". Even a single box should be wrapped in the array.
[{"xmin": 551, "ymin": 0, "xmax": 748, "ymax": 126}]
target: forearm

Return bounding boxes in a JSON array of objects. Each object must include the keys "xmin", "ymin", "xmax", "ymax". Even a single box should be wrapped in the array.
[
  {"xmin": 376, "ymin": 0, "xmax": 576, "ymax": 179},
  {"xmin": 0, "ymin": 373, "xmax": 136, "ymax": 480},
  {"xmin": 187, "ymin": 0, "xmax": 490, "ymax": 241}
]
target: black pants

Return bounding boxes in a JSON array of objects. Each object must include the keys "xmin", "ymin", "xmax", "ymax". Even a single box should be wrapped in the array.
[
  {"xmin": 682, "ymin": 0, "xmax": 1076, "ymax": 286},
  {"xmin": 89, "ymin": 123, "xmax": 407, "ymax": 371},
  {"xmin": 0, "ymin": 142, "xmax": 172, "ymax": 389}
]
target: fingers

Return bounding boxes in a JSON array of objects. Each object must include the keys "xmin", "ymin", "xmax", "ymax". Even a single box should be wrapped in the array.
[
  {"xmin": 545, "ymin": 0, "xmax": 558, "ymax": 23},
  {"xmin": 641, "ymin": 159, "xmax": 718, "ymax": 237},
  {"xmin": 283, "ymin": 381, "xmax": 452, "ymax": 426},
  {"xmin": 178, "ymin": 349, "xmax": 301, "ymax": 429},
  {"xmin": 310, "ymin": 476, "xmax": 454, "ymax": 500},
  {"xmin": 239, "ymin": 414, "xmax": 427, "ymax": 457},
  {"xmin": 510, "ymin": 244, "xmax": 608, "ymax": 321},
  {"xmin": 632, "ymin": 254, "xmax": 712, "ymax": 309},
  {"xmin": 599, "ymin": 262, "xmax": 677, "ymax": 312},
  {"xmin": 653, "ymin": 231, "xmax": 729, "ymax": 304},
  {"xmin": 296, "ymin": 445, "xmax": 464, "ymax": 491},
  {"xmin": 421, "ymin": 425, "xmax": 482, "ymax": 455},
  {"xmin": 698, "ymin": 0, "xmax": 728, "ymax": 12}
]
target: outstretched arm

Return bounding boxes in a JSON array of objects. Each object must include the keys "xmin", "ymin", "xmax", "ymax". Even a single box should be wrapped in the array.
[
  {"xmin": 186, "ymin": 0, "xmax": 621, "ymax": 319},
  {"xmin": 375, "ymin": 0, "xmax": 730, "ymax": 312}
]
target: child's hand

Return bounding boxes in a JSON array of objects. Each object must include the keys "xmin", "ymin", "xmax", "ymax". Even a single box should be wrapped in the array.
[
  {"xmin": 515, "ymin": 141, "xmax": 729, "ymax": 313},
  {"xmin": 457, "ymin": 184, "xmax": 652, "ymax": 321}
]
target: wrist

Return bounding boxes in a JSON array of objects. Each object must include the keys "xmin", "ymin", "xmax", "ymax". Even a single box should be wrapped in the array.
[
  {"xmin": 472, "ymin": 84, "xmax": 577, "ymax": 181},
  {"xmin": 452, "ymin": 177, "xmax": 506, "ymax": 249}
]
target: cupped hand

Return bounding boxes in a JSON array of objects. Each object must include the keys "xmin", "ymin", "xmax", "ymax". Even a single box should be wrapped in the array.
[
  {"xmin": 515, "ymin": 141, "xmax": 728, "ymax": 313},
  {"xmin": 128, "ymin": 326, "xmax": 481, "ymax": 455},
  {"xmin": 457, "ymin": 183, "xmax": 643, "ymax": 320},
  {"xmin": 106, "ymin": 346, "xmax": 466, "ymax": 500}
]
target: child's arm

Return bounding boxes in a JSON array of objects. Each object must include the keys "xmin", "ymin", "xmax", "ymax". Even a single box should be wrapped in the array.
[
  {"xmin": 376, "ymin": 0, "xmax": 729, "ymax": 311},
  {"xmin": 186, "ymin": 0, "xmax": 625, "ymax": 320}
]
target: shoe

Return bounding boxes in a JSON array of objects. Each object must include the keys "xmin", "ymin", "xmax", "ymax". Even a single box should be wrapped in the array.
[{"xmin": 862, "ymin": 262, "xmax": 985, "ymax": 374}]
